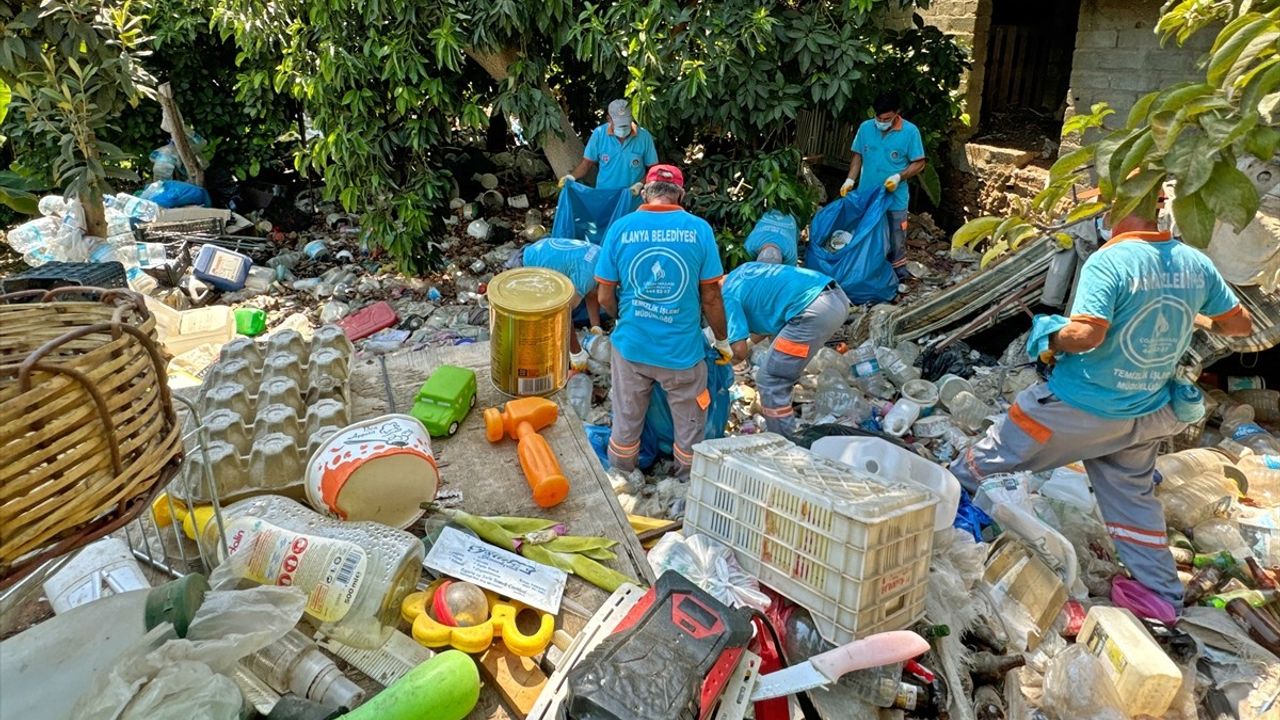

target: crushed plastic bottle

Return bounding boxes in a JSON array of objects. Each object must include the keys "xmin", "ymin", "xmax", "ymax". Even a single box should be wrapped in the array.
[
  {"xmin": 1239, "ymin": 455, "xmax": 1280, "ymax": 506},
  {"xmin": 320, "ymin": 301, "xmax": 351, "ymax": 324},
  {"xmin": 1155, "ymin": 449, "xmax": 1241, "ymax": 530},
  {"xmin": 5, "ymin": 216, "xmax": 59, "ymax": 253},
  {"xmin": 850, "ymin": 341, "xmax": 894, "ymax": 399},
  {"xmin": 876, "ymin": 345, "xmax": 921, "ymax": 388},
  {"xmin": 1193, "ymin": 517, "xmax": 1253, "ymax": 561},
  {"xmin": 1222, "ymin": 412, "xmax": 1280, "ymax": 455},
  {"xmin": 566, "ymin": 371, "xmax": 593, "ymax": 420},
  {"xmin": 814, "ymin": 367, "xmax": 870, "ymax": 422}
]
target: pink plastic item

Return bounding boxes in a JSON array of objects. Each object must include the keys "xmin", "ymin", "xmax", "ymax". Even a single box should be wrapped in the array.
[
  {"xmin": 337, "ymin": 300, "xmax": 398, "ymax": 341},
  {"xmin": 1111, "ymin": 576, "xmax": 1177, "ymax": 625}
]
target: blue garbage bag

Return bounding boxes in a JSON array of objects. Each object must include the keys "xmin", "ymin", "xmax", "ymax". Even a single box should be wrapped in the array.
[
  {"xmin": 550, "ymin": 183, "xmax": 641, "ymax": 246},
  {"xmin": 803, "ymin": 188, "xmax": 897, "ymax": 304},
  {"xmin": 637, "ymin": 341, "xmax": 733, "ymax": 467},
  {"xmin": 584, "ymin": 423, "xmax": 612, "ymax": 468},
  {"xmin": 953, "ymin": 489, "xmax": 992, "ymax": 543},
  {"xmin": 138, "ymin": 180, "xmax": 211, "ymax": 209},
  {"xmin": 744, "ymin": 210, "xmax": 799, "ymax": 265}
]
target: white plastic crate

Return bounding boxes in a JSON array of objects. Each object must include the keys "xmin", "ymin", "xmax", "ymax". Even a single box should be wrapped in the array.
[{"xmin": 686, "ymin": 433, "xmax": 937, "ymax": 645}]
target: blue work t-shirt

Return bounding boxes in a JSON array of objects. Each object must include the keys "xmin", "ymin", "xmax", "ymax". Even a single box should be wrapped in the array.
[
  {"xmin": 722, "ymin": 263, "xmax": 833, "ymax": 343},
  {"xmin": 595, "ymin": 205, "xmax": 724, "ymax": 370},
  {"xmin": 583, "ymin": 123, "xmax": 659, "ymax": 190},
  {"xmin": 1048, "ymin": 232, "xmax": 1241, "ymax": 419},
  {"xmin": 522, "ymin": 237, "xmax": 600, "ymax": 299},
  {"xmin": 743, "ymin": 210, "xmax": 799, "ymax": 265},
  {"xmin": 851, "ymin": 118, "xmax": 925, "ymax": 212}
]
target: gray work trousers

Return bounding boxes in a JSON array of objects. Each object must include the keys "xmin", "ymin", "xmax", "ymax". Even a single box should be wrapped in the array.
[
  {"xmin": 608, "ymin": 352, "xmax": 708, "ymax": 478},
  {"xmin": 889, "ymin": 209, "xmax": 909, "ymax": 279},
  {"xmin": 757, "ymin": 286, "xmax": 851, "ymax": 436},
  {"xmin": 948, "ymin": 382, "xmax": 1187, "ymax": 608}
]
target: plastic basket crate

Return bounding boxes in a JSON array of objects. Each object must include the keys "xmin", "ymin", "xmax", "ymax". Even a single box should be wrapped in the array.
[
  {"xmin": 686, "ymin": 433, "xmax": 937, "ymax": 645},
  {"xmin": 1, "ymin": 262, "xmax": 128, "ymax": 296}
]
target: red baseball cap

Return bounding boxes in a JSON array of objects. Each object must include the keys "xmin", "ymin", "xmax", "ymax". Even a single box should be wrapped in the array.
[{"xmin": 645, "ymin": 164, "xmax": 684, "ymax": 188}]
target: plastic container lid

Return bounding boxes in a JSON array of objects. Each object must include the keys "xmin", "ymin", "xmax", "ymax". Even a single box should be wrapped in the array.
[
  {"xmin": 144, "ymin": 573, "xmax": 210, "ymax": 637},
  {"xmin": 486, "ymin": 268, "xmax": 574, "ymax": 314}
]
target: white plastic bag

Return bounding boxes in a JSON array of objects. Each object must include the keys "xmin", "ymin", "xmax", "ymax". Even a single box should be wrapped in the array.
[
  {"xmin": 976, "ymin": 475, "xmax": 1084, "ymax": 597},
  {"xmin": 1042, "ymin": 645, "xmax": 1127, "ymax": 720},
  {"xmin": 648, "ymin": 533, "xmax": 770, "ymax": 611}
]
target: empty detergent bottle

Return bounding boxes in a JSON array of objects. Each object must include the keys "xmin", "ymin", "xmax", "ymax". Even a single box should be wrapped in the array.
[
  {"xmin": 242, "ymin": 629, "xmax": 365, "ymax": 709},
  {"xmin": 484, "ymin": 397, "xmax": 570, "ymax": 508}
]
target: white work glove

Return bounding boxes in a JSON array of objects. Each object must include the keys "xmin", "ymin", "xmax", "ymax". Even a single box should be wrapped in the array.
[
  {"xmin": 559, "ymin": 174, "xmax": 575, "ymax": 188},
  {"xmin": 713, "ymin": 337, "xmax": 733, "ymax": 366},
  {"xmin": 589, "ymin": 325, "xmax": 604, "ymax": 336},
  {"xmin": 629, "ymin": 182, "xmax": 643, "ymax": 196},
  {"xmin": 839, "ymin": 178, "xmax": 856, "ymax": 197},
  {"xmin": 570, "ymin": 348, "xmax": 589, "ymax": 371},
  {"xmin": 884, "ymin": 173, "xmax": 902, "ymax": 193}
]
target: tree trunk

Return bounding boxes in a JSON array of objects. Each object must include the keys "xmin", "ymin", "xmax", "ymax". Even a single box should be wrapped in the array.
[
  {"xmin": 81, "ymin": 187, "xmax": 108, "ymax": 239},
  {"xmin": 465, "ymin": 47, "xmax": 585, "ymax": 177},
  {"xmin": 157, "ymin": 82, "xmax": 205, "ymax": 187}
]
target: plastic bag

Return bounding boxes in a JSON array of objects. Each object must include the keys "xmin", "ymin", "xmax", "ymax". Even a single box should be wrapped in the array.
[
  {"xmin": 550, "ymin": 183, "xmax": 641, "ymax": 245},
  {"xmin": 803, "ymin": 188, "xmax": 897, "ymax": 304},
  {"xmin": 139, "ymin": 180, "xmax": 212, "ymax": 209},
  {"xmin": 976, "ymin": 474, "xmax": 1084, "ymax": 597},
  {"xmin": 1041, "ymin": 645, "xmax": 1127, "ymax": 720},
  {"xmin": 648, "ymin": 533, "xmax": 770, "ymax": 611},
  {"xmin": 73, "ymin": 585, "xmax": 307, "ymax": 719}
]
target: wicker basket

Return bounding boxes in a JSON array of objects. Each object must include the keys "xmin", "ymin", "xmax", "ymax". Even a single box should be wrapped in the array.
[{"xmin": 0, "ymin": 287, "xmax": 183, "ymax": 589}]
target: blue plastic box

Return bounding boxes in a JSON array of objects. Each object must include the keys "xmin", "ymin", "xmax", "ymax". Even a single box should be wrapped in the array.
[{"xmin": 193, "ymin": 244, "xmax": 252, "ymax": 291}]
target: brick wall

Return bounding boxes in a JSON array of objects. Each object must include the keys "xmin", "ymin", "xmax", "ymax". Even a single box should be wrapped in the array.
[
  {"xmin": 911, "ymin": 0, "xmax": 994, "ymax": 137},
  {"xmin": 1064, "ymin": 0, "xmax": 1213, "ymax": 144}
]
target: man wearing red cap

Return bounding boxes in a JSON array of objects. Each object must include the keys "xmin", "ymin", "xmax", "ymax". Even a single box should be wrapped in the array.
[{"xmin": 595, "ymin": 164, "xmax": 730, "ymax": 478}]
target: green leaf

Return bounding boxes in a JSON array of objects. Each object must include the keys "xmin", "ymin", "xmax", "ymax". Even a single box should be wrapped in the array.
[
  {"xmin": 1064, "ymin": 200, "xmax": 1109, "ymax": 225},
  {"xmin": 1050, "ymin": 145, "xmax": 1094, "ymax": 181},
  {"xmin": 1207, "ymin": 16, "xmax": 1277, "ymax": 86},
  {"xmin": 1172, "ymin": 190, "xmax": 1216, "ymax": 248},
  {"xmin": 1111, "ymin": 169, "xmax": 1166, "ymax": 221},
  {"xmin": 980, "ymin": 239, "xmax": 1011, "ymax": 269},
  {"xmin": 1126, "ymin": 90, "xmax": 1161, "ymax": 129},
  {"xmin": 916, "ymin": 163, "xmax": 941, "ymax": 206},
  {"xmin": 0, "ymin": 79, "xmax": 9, "ymax": 127},
  {"xmin": 1201, "ymin": 161, "xmax": 1261, "ymax": 233},
  {"xmin": 1245, "ymin": 126, "xmax": 1280, "ymax": 160},
  {"xmin": 950, "ymin": 216, "xmax": 1001, "ymax": 250},
  {"xmin": 1094, "ymin": 130, "xmax": 1132, "ymax": 198},
  {"xmin": 1181, "ymin": 136, "xmax": 1217, "ymax": 195}
]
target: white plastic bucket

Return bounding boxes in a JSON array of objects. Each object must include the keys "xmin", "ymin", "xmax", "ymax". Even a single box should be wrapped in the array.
[
  {"xmin": 42, "ymin": 537, "xmax": 149, "ymax": 614},
  {"xmin": 811, "ymin": 436, "xmax": 961, "ymax": 532}
]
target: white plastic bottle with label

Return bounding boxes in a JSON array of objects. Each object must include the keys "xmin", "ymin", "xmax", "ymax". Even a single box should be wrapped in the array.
[{"xmin": 206, "ymin": 495, "xmax": 423, "ymax": 649}]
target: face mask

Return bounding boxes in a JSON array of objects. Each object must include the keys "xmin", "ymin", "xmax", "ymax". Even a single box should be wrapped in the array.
[
  {"xmin": 614, "ymin": 124, "xmax": 631, "ymax": 139},
  {"xmin": 874, "ymin": 118, "xmax": 893, "ymax": 131},
  {"xmin": 1096, "ymin": 216, "xmax": 1112, "ymax": 241}
]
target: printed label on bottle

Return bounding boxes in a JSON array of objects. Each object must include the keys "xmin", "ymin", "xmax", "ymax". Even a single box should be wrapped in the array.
[
  {"xmin": 894, "ymin": 684, "xmax": 922, "ymax": 710},
  {"xmin": 224, "ymin": 517, "xmax": 367, "ymax": 622},
  {"xmin": 1265, "ymin": 456, "xmax": 1280, "ymax": 470},
  {"xmin": 1234, "ymin": 424, "xmax": 1267, "ymax": 441},
  {"xmin": 1084, "ymin": 625, "xmax": 1127, "ymax": 678},
  {"xmin": 852, "ymin": 359, "xmax": 879, "ymax": 378}
]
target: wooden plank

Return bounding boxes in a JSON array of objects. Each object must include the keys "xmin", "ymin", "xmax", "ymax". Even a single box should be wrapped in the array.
[
  {"xmin": 349, "ymin": 341, "xmax": 656, "ymax": 720},
  {"xmin": 479, "ymin": 646, "xmax": 549, "ymax": 719}
]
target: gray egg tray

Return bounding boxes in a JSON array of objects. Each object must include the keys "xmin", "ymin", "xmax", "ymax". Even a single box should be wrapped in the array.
[{"xmin": 171, "ymin": 325, "xmax": 354, "ymax": 504}]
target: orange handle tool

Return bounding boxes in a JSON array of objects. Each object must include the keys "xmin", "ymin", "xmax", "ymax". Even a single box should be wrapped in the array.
[{"xmin": 515, "ymin": 421, "xmax": 569, "ymax": 508}]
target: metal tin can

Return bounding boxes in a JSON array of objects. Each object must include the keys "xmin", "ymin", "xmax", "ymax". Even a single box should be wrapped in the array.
[
  {"xmin": 487, "ymin": 267, "xmax": 573, "ymax": 397},
  {"xmin": 1228, "ymin": 376, "xmax": 1267, "ymax": 391}
]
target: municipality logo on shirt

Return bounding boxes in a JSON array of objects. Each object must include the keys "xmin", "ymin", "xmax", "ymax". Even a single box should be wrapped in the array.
[
  {"xmin": 1119, "ymin": 297, "xmax": 1191, "ymax": 368},
  {"xmin": 630, "ymin": 248, "xmax": 689, "ymax": 302}
]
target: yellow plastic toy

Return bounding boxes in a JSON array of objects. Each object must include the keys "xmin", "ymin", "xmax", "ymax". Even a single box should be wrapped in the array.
[
  {"xmin": 401, "ymin": 579, "xmax": 555, "ymax": 657},
  {"xmin": 151, "ymin": 493, "xmax": 216, "ymax": 540}
]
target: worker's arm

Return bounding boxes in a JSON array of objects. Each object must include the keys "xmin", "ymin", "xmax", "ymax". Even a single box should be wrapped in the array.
[
  {"xmin": 846, "ymin": 152, "xmax": 863, "ymax": 186},
  {"xmin": 1196, "ymin": 307, "xmax": 1254, "ymax": 337},
  {"xmin": 700, "ymin": 283, "xmax": 728, "ymax": 341},
  {"xmin": 731, "ymin": 340, "xmax": 749, "ymax": 364},
  {"xmin": 585, "ymin": 290, "xmax": 602, "ymax": 330},
  {"xmin": 900, "ymin": 157, "xmax": 927, "ymax": 181},
  {"xmin": 598, "ymin": 283, "xmax": 618, "ymax": 320},
  {"xmin": 1049, "ymin": 319, "xmax": 1107, "ymax": 354},
  {"xmin": 569, "ymin": 158, "xmax": 595, "ymax": 181}
]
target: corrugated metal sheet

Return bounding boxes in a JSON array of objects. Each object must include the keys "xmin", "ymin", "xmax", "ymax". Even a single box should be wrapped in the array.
[{"xmin": 795, "ymin": 109, "xmax": 855, "ymax": 169}]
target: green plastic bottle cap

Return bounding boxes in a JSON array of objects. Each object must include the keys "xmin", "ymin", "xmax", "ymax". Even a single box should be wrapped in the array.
[{"xmin": 145, "ymin": 573, "xmax": 210, "ymax": 638}]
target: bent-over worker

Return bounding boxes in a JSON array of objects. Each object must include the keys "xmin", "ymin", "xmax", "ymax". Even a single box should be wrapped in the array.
[
  {"xmin": 949, "ymin": 208, "xmax": 1253, "ymax": 611},
  {"xmin": 561, "ymin": 99, "xmax": 659, "ymax": 194},
  {"xmin": 722, "ymin": 263, "xmax": 850, "ymax": 436},
  {"xmin": 595, "ymin": 164, "xmax": 729, "ymax": 478},
  {"xmin": 505, "ymin": 237, "xmax": 603, "ymax": 370},
  {"xmin": 841, "ymin": 92, "xmax": 926, "ymax": 279}
]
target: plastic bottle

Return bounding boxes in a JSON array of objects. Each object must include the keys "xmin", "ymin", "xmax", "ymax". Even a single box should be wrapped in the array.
[
  {"xmin": 1205, "ymin": 588, "xmax": 1280, "ymax": 609},
  {"xmin": 1154, "ymin": 449, "xmax": 1243, "ymax": 530},
  {"xmin": 244, "ymin": 265, "xmax": 275, "ymax": 293},
  {"xmin": 566, "ymin": 371, "xmax": 593, "ymax": 420},
  {"xmin": 112, "ymin": 193, "xmax": 159, "ymax": 222},
  {"xmin": 883, "ymin": 398, "xmax": 922, "ymax": 437},
  {"xmin": 849, "ymin": 341, "xmax": 894, "ymax": 399},
  {"xmin": 206, "ymin": 495, "xmax": 424, "ymax": 649},
  {"xmin": 1222, "ymin": 413, "xmax": 1280, "ymax": 454},
  {"xmin": 1193, "ymin": 518, "xmax": 1253, "ymax": 560},
  {"xmin": 150, "ymin": 145, "xmax": 178, "ymax": 180},
  {"xmin": 1234, "ymin": 389, "xmax": 1280, "ymax": 423},
  {"xmin": 947, "ymin": 390, "xmax": 994, "ymax": 432},
  {"xmin": 876, "ymin": 346, "xmax": 921, "ymax": 388},
  {"xmin": 5, "ymin": 216, "xmax": 59, "ymax": 253},
  {"xmin": 1239, "ymin": 455, "xmax": 1280, "ymax": 506},
  {"xmin": 242, "ymin": 629, "xmax": 365, "ymax": 709},
  {"xmin": 814, "ymin": 367, "xmax": 855, "ymax": 419}
]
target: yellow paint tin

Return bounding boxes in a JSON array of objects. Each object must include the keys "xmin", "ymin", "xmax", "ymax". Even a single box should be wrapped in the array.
[{"xmin": 487, "ymin": 267, "xmax": 574, "ymax": 397}]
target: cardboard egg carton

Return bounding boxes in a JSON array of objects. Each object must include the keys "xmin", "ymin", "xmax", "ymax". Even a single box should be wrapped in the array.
[{"xmin": 171, "ymin": 326, "xmax": 355, "ymax": 504}]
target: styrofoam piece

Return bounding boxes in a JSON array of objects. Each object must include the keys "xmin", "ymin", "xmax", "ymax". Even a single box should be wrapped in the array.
[
  {"xmin": 172, "ymin": 326, "xmax": 354, "ymax": 504},
  {"xmin": 42, "ymin": 537, "xmax": 150, "ymax": 614},
  {"xmin": 685, "ymin": 433, "xmax": 936, "ymax": 646},
  {"xmin": 144, "ymin": 296, "xmax": 236, "ymax": 357},
  {"xmin": 811, "ymin": 436, "xmax": 961, "ymax": 533}
]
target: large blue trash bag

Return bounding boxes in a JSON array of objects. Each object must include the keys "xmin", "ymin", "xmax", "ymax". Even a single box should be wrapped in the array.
[
  {"xmin": 803, "ymin": 188, "xmax": 897, "ymax": 304},
  {"xmin": 744, "ymin": 210, "xmax": 799, "ymax": 265},
  {"xmin": 138, "ymin": 180, "xmax": 211, "ymax": 208},
  {"xmin": 550, "ymin": 183, "xmax": 641, "ymax": 246},
  {"xmin": 637, "ymin": 341, "xmax": 733, "ymax": 468}
]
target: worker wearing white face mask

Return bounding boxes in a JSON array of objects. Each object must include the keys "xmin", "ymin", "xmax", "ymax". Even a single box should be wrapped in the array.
[
  {"xmin": 560, "ymin": 99, "xmax": 659, "ymax": 195},
  {"xmin": 840, "ymin": 92, "xmax": 927, "ymax": 280}
]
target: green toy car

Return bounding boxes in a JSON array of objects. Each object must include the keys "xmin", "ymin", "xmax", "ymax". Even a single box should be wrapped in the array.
[{"xmin": 411, "ymin": 365, "xmax": 478, "ymax": 437}]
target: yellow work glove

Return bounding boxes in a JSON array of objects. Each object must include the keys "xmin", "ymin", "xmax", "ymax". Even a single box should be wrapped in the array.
[
  {"xmin": 559, "ymin": 174, "xmax": 575, "ymax": 189},
  {"xmin": 629, "ymin": 182, "xmax": 643, "ymax": 196},
  {"xmin": 714, "ymin": 337, "xmax": 733, "ymax": 365},
  {"xmin": 883, "ymin": 173, "xmax": 902, "ymax": 193},
  {"xmin": 839, "ymin": 178, "xmax": 855, "ymax": 197}
]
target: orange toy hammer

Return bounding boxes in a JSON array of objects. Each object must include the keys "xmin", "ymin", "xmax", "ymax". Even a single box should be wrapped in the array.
[{"xmin": 484, "ymin": 397, "xmax": 569, "ymax": 508}]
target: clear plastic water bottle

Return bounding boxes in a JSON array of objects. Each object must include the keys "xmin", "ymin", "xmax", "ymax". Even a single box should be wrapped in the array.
[
  {"xmin": 948, "ymin": 390, "xmax": 995, "ymax": 432},
  {"xmin": 150, "ymin": 145, "xmax": 178, "ymax": 181},
  {"xmin": 1222, "ymin": 414, "xmax": 1280, "ymax": 455},
  {"xmin": 112, "ymin": 193, "xmax": 159, "ymax": 222},
  {"xmin": 5, "ymin": 217, "xmax": 59, "ymax": 253},
  {"xmin": 1239, "ymin": 455, "xmax": 1280, "ymax": 507},
  {"xmin": 850, "ymin": 341, "xmax": 894, "ymax": 399},
  {"xmin": 876, "ymin": 345, "xmax": 921, "ymax": 388},
  {"xmin": 567, "ymin": 371, "xmax": 593, "ymax": 420},
  {"xmin": 37, "ymin": 195, "xmax": 68, "ymax": 217},
  {"xmin": 815, "ymin": 366, "xmax": 860, "ymax": 420}
]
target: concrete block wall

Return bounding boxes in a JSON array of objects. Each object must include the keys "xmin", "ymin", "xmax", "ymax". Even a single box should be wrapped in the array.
[{"xmin": 1064, "ymin": 0, "xmax": 1214, "ymax": 145}]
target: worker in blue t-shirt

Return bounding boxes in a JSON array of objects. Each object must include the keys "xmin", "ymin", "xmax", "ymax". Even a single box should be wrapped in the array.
[
  {"xmin": 949, "ymin": 207, "xmax": 1254, "ymax": 612},
  {"xmin": 840, "ymin": 92, "xmax": 927, "ymax": 280},
  {"xmin": 595, "ymin": 164, "xmax": 729, "ymax": 478},
  {"xmin": 722, "ymin": 263, "xmax": 850, "ymax": 435},
  {"xmin": 743, "ymin": 210, "xmax": 800, "ymax": 265},
  {"xmin": 505, "ymin": 237, "xmax": 603, "ymax": 370},
  {"xmin": 561, "ymin": 99, "xmax": 659, "ymax": 193}
]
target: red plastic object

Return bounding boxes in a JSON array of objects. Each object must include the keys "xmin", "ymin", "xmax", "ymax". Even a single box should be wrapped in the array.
[
  {"xmin": 338, "ymin": 300, "xmax": 398, "ymax": 341},
  {"xmin": 1111, "ymin": 576, "xmax": 1177, "ymax": 625}
]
